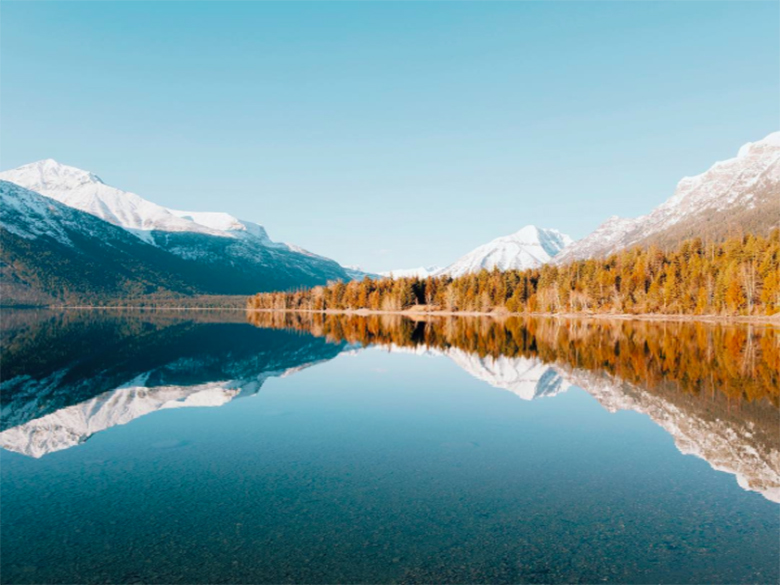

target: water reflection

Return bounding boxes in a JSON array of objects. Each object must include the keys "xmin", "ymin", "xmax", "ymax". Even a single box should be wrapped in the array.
[
  {"xmin": 1, "ymin": 310, "xmax": 348, "ymax": 457},
  {"xmin": 247, "ymin": 312, "xmax": 780, "ymax": 503},
  {"xmin": 2, "ymin": 309, "xmax": 778, "ymax": 503}
]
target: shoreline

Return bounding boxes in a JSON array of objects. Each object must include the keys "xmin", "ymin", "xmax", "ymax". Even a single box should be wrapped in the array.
[
  {"xmin": 246, "ymin": 307, "xmax": 780, "ymax": 325},
  {"xmin": 4, "ymin": 305, "xmax": 777, "ymax": 325}
]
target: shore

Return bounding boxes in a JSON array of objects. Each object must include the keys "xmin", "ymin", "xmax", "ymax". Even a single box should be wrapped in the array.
[
  {"xmin": 246, "ymin": 307, "xmax": 780, "ymax": 325},
  {"xmin": 6, "ymin": 304, "xmax": 778, "ymax": 325}
]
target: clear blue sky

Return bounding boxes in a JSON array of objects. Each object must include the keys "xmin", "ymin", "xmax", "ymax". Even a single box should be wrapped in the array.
[{"xmin": 2, "ymin": 2, "xmax": 778, "ymax": 272}]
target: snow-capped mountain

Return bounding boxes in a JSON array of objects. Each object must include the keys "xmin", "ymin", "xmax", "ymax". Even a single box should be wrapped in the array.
[
  {"xmin": 380, "ymin": 266, "xmax": 443, "ymax": 279},
  {"xmin": 1, "ymin": 159, "xmax": 271, "ymax": 242},
  {"xmin": 0, "ymin": 159, "xmax": 356, "ymax": 298},
  {"xmin": 438, "ymin": 225, "xmax": 573, "ymax": 278},
  {"xmin": 557, "ymin": 131, "xmax": 780, "ymax": 263},
  {"xmin": 1, "ymin": 179, "xmax": 89, "ymax": 246},
  {"xmin": 0, "ymin": 180, "xmax": 202, "ymax": 303},
  {"xmin": 341, "ymin": 265, "xmax": 381, "ymax": 280}
]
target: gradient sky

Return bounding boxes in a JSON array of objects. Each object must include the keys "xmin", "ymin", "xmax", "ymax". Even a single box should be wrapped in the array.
[{"xmin": 2, "ymin": 2, "xmax": 778, "ymax": 272}]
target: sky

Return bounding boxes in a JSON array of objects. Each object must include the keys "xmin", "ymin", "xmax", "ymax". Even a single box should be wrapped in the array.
[{"xmin": 2, "ymin": 2, "xmax": 778, "ymax": 272}]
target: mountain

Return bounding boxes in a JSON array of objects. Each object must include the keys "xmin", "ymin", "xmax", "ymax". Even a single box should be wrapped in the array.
[
  {"xmin": 557, "ymin": 131, "xmax": 780, "ymax": 263},
  {"xmin": 0, "ymin": 160, "xmax": 355, "ymax": 300},
  {"xmin": 0, "ymin": 181, "xmax": 206, "ymax": 304},
  {"xmin": 380, "ymin": 266, "xmax": 443, "ymax": 279},
  {"xmin": 0, "ymin": 160, "xmax": 222, "ymax": 238},
  {"xmin": 381, "ymin": 227, "xmax": 571, "ymax": 280},
  {"xmin": 438, "ymin": 225, "xmax": 573, "ymax": 278}
]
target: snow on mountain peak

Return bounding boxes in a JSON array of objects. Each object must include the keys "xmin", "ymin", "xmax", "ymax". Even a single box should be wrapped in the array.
[
  {"xmin": 737, "ymin": 131, "xmax": 780, "ymax": 159},
  {"xmin": 167, "ymin": 209, "xmax": 274, "ymax": 243},
  {"xmin": 0, "ymin": 159, "xmax": 358, "ymax": 281},
  {"xmin": 2, "ymin": 159, "xmax": 105, "ymax": 192},
  {"xmin": 0, "ymin": 161, "xmax": 231, "ymax": 238},
  {"xmin": 0, "ymin": 160, "xmax": 290, "ymax": 245},
  {"xmin": 439, "ymin": 225, "xmax": 572, "ymax": 278}
]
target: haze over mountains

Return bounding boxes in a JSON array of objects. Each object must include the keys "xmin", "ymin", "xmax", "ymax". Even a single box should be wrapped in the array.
[{"xmin": 0, "ymin": 131, "xmax": 777, "ymax": 304}]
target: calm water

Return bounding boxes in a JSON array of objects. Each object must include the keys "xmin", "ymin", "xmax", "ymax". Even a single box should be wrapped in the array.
[{"xmin": 1, "ymin": 310, "xmax": 778, "ymax": 584}]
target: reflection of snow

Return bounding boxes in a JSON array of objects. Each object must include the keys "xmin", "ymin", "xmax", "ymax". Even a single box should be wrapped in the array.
[
  {"xmin": 0, "ymin": 362, "xmax": 318, "ymax": 458},
  {"xmin": 564, "ymin": 368, "xmax": 780, "ymax": 504},
  {"xmin": 444, "ymin": 348, "xmax": 570, "ymax": 401},
  {"xmin": 3, "ymin": 341, "xmax": 777, "ymax": 504},
  {"xmin": 0, "ymin": 383, "xmax": 240, "ymax": 458},
  {"xmin": 380, "ymin": 343, "xmax": 779, "ymax": 503},
  {"xmin": 376, "ymin": 344, "xmax": 570, "ymax": 400}
]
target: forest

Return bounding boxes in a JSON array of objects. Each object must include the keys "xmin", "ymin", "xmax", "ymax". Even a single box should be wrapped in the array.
[{"xmin": 248, "ymin": 230, "xmax": 780, "ymax": 317}]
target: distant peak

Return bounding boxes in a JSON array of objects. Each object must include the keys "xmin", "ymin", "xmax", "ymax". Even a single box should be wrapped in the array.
[
  {"xmin": 738, "ymin": 131, "xmax": 780, "ymax": 159},
  {"xmin": 1, "ymin": 159, "xmax": 104, "ymax": 188},
  {"xmin": 756, "ymin": 130, "xmax": 780, "ymax": 146},
  {"xmin": 507, "ymin": 225, "xmax": 571, "ymax": 246},
  {"xmin": 513, "ymin": 225, "xmax": 539, "ymax": 236}
]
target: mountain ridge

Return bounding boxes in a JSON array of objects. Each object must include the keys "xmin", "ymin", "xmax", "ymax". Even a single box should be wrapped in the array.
[
  {"xmin": 0, "ymin": 161, "xmax": 358, "ymax": 302},
  {"xmin": 556, "ymin": 131, "xmax": 780, "ymax": 263},
  {"xmin": 383, "ymin": 226, "xmax": 572, "ymax": 279},
  {"xmin": 439, "ymin": 225, "xmax": 572, "ymax": 278}
]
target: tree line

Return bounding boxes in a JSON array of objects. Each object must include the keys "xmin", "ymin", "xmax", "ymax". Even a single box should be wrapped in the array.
[{"xmin": 248, "ymin": 230, "xmax": 780, "ymax": 316}]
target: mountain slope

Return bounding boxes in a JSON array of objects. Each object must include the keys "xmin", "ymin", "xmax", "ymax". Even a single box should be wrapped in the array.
[
  {"xmin": 0, "ymin": 160, "xmax": 351, "ymax": 292},
  {"xmin": 0, "ymin": 181, "xmax": 207, "ymax": 304},
  {"xmin": 557, "ymin": 131, "xmax": 780, "ymax": 263},
  {"xmin": 438, "ymin": 225, "xmax": 573, "ymax": 278}
]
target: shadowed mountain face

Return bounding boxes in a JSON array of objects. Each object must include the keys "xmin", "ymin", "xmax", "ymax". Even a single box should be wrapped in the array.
[{"xmin": 2, "ymin": 310, "xmax": 778, "ymax": 502}]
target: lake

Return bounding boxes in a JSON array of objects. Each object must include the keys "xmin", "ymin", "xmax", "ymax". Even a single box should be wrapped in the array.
[{"xmin": 1, "ymin": 309, "xmax": 778, "ymax": 584}]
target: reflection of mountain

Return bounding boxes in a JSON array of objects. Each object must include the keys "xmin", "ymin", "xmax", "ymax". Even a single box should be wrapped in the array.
[
  {"xmin": 383, "ymin": 343, "xmax": 569, "ymax": 401},
  {"xmin": 444, "ymin": 349, "xmax": 570, "ymax": 401},
  {"xmin": 376, "ymin": 342, "xmax": 779, "ymax": 502},
  {"xmin": 3, "ymin": 310, "xmax": 778, "ymax": 503},
  {"xmin": 1, "ymin": 383, "xmax": 241, "ymax": 458},
  {"xmin": 248, "ymin": 312, "xmax": 780, "ymax": 503},
  {"xmin": 562, "ymin": 368, "xmax": 780, "ymax": 504},
  {"xmin": 1, "ymin": 310, "xmax": 347, "ymax": 456}
]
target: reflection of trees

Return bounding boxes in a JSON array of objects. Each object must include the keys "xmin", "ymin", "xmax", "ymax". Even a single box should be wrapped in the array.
[{"xmin": 247, "ymin": 312, "xmax": 779, "ymax": 407}]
